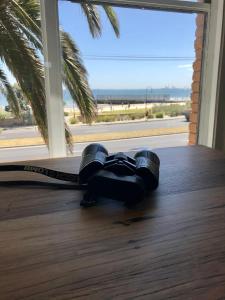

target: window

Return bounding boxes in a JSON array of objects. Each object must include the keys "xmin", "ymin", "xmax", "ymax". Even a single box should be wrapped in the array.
[
  {"xmin": 58, "ymin": 1, "xmax": 201, "ymax": 154},
  {"xmin": 0, "ymin": 0, "xmax": 222, "ymax": 162}
]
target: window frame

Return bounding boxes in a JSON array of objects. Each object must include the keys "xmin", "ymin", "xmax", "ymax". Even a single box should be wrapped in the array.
[
  {"xmin": 198, "ymin": 0, "xmax": 224, "ymax": 147},
  {"xmin": 79, "ymin": 0, "xmax": 210, "ymax": 13},
  {"xmin": 40, "ymin": 0, "xmax": 67, "ymax": 157},
  {"xmin": 40, "ymin": 0, "xmax": 223, "ymax": 157}
]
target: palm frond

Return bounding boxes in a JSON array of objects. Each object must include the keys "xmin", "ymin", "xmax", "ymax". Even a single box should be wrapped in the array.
[
  {"xmin": 17, "ymin": 0, "xmax": 40, "ymax": 21},
  {"xmin": 102, "ymin": 5, "xmax": 120, "ymax": 37},
  {"xmin": 9, "ymin": 0, "xmax": 42, "ymax": 49},
  {"xmin": 81, "ymin": 3, "xmax": 102, "ymax": 38},
  {"xmin": 11, "ymin": 0, "xmax": 41, "ymax": 38},
  {"xmin": 66, "ymin": 1, "xmax": 120, "ymax": 38},
  {"xmin": 0, "ymin": 68, "xmax": 20, "ymax": 117},
  {"xmin": 0, "ymin": 6, "xmax": 73, "ymax": 148},
  {"xmin": 61, "ymin": 31, "xmax": 96, "ymax": 122},
  {"xmin": 15, "ymin": 21, "xmax": 42, "ymax": 50}
]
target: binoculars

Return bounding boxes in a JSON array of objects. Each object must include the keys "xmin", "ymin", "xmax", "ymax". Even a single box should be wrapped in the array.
[
  {"xmin": 0, "ymin": 143, "xmax": 159, "ymax": 208},
  {"xmin": 79, "ymin": 143, "xmax": 160, "ymax": 207}
]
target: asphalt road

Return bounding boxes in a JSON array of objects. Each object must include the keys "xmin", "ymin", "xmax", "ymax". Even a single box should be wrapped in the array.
[
  {"xmin": 0, "ymin": 133, "xmax": 188, "ymax": 162},
  {"xmin": 0, "ymin": 117, "xmax": 187, "ymax": 140}
]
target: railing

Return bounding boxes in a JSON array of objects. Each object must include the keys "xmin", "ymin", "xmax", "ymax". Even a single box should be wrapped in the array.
[{"xmin": 94, "ymin": 94, "xmax": 190, "ymax": 104}]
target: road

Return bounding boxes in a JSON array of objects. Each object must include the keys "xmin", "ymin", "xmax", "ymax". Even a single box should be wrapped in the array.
[
  {"xmin": 0, "ymin": 117, "xmax": 187, "ymax": 140},
  {"xmin": 0, "ymin": 133, "xmax": 188, "ymax": 162}
]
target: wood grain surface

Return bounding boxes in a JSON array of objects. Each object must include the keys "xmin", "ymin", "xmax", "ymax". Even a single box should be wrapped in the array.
[{"xmin": 0, "ymin": 146, "xmax": 225, "ymax": 300}]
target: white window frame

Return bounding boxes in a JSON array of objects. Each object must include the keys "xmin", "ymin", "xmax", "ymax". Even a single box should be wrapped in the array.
[
  {"xmin": 198, "ymin": 0, "xmax": 224, "ymax": 147},
  {"xmin": 40, "ymin": 0, "xmax": 223, "ymax": 157},
  {"xmin": 40, "ymin": 0, "xmax": 67, "ymax": 158}
]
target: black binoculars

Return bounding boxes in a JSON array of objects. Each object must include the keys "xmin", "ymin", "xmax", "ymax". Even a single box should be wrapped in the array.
[
  {"xmin": 79, "ymin": 143, "xmax": 160, "ymax": 207},
  {"xmin": 0, "ymin": 143, "xmax": 160, "ymax": 208}
]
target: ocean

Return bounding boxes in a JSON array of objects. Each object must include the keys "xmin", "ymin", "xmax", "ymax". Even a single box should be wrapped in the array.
[
  {"xmin": 1, "ymin": 88, "xmax": 191, "ymax": 108},
  {"xmin": 92, "ymin": 88, "xmax": 191, "ymax": 98}
]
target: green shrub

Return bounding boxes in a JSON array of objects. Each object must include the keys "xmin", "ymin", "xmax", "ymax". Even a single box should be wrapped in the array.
[
  {"xmin": 69, "ymin": 117, "xmax": 78, "ymax": 124},
  {"xmin": 96, "ymin": 112, "xmax": 147, "ymax": 123},
  {"xmin": 95, "ymin": 104, "xmax": 194, "ymax": 123},
  {"xmin": 96, "ymin": 115, "xmax": 117, "ymax": 122},
  {"xmin": 0, "ymin": 111, "xmax": 6, "ymax": 120},
  {"xmin": 64, "ymin": 112, "xmax": 69, "ymax": 117},
  {"xmin": 152, "ymin": 103, "xmax": 190, "ymax": 117},
  {"xmin": 134, "ymin": 113, "xmax": 145, "ymax": 119},
  {"xmin": 0, "ymin": 108, "xmax": 12, "ymax": 120},
  {"xmin": 96, "ymin": 103, "xmax": 191, "ymax": 121},
  {"xmin": 147, "ymin": 114, "xmax": 154, "ymax": 119},
  {"xmin": 119, "ymin": 114, "xmax": 130, "ymax": 121},
  {"xmin": 169, "ymin": 111, "xmax": 179, "ymax": 117},
  {"xmin": 101, "ymin": 109, "xmax": 146, "ymax": 116},
  {"xmin": 155, "ymin": 112, "xmax": 164, "ymax": 119}
]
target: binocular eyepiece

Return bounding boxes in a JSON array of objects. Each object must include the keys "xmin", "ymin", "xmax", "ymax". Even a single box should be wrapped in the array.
[
  {"xmin": 79, "ymin": 143, "xmax": 109, "ymax": 183},
  {"xmin": 79, "ymin": 144, "xmax": 160, "ymax": 195}
]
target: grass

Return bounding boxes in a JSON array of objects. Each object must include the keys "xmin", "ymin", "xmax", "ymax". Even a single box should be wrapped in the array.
[
  {"xmin": 147, "ymin": 114, "xmax": 154, "ymax": 119},
  {"xmin": 96, "ymin": 114, "xmax": 118, "ymax": 123},
  {"xmin": 68, "ymin": 102, "xmax": 191, "ymax": 124},
  {"xmin": 0, "ymin": 126, "xmax": 188, "ymax": 148},
  {"xmin": 0, "ymin": 109, "xmax": 10, "ymax": 120},
  {"xmin": 99, "ymin": 103, "xmax": 190, "ymax": 116},
  {"xmin": 152, "ymin": 103, "xmax": 190, "ymax": 116},
  {"xmin": 95, "ymin": 113, "xmax": 146, "ymax": 123},
  {"xmin": 100, "ymin": 108, "xmax": 147, "ymax": 115},
  {"xmin": 69, "ymin": 117, "xmax": 78, "ymax": 124}
]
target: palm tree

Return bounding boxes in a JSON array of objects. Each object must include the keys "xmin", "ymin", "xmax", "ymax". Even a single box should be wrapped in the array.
[{"xmin": 0, "ymin": 0, "xmax": 119, "ymax": 149}]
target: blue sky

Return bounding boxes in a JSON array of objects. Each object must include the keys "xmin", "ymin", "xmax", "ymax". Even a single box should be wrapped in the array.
[{"xmin": 58, "ymin": 2, "xmax": 197, "ymax": 89}]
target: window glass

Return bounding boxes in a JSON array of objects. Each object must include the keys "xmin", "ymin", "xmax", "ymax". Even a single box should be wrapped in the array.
[
  {"xmin": 0, "ymin": 1, "xmax": 48, "ymax": 162},
  {"xmin": 58, "ymin": 2, "xmax": 204, "ymax": 156}
]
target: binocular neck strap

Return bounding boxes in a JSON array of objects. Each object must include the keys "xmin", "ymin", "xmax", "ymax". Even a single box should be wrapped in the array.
[{"xmin": 0, "ymin": 164, "xmax": 79, "ymax": 183}]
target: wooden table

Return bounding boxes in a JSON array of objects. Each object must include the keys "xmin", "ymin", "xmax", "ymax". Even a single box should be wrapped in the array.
[{"xmin": 1, "ymin": 146, "xmax": 225, "ymax": 300}]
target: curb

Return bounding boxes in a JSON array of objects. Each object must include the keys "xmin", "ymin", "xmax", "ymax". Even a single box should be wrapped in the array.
[
  {"xmin": 70, "ymin": 116, "xmax": 186, "ymax": 127},
  {"xmin": 0, "ymin": 127, "xmax": 188, "ymax": 148}
]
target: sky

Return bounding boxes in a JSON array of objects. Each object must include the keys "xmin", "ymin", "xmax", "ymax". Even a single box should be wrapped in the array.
[{"xmin": 58, "ymin": 2, "xmax": 197, "ymax": 89}]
